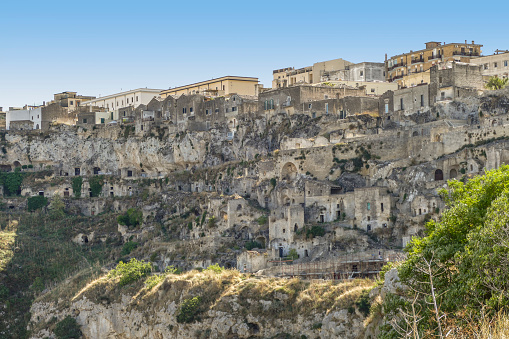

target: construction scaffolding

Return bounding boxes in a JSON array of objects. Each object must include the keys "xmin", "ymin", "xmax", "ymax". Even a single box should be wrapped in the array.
[{"xmin": 268, "ymin": 250, "xmax": 404, "ymax": 280}]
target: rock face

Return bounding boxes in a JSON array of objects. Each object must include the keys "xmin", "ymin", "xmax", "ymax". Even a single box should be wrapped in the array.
[{"xmin": 29, "ymin": 272, "xmax": 373, "ymax": 339}]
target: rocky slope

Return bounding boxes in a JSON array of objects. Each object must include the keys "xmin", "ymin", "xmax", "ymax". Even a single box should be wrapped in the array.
[{"xmin": 29, "ymin": 269, "xmax": 374, "ymax": 339}]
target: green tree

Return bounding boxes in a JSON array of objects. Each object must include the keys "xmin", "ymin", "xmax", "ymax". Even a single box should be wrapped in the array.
[
  {"xmin": 485, "ymin": 76, "xmax": 509, "ymax": 90},
  {"xmin": 48, "ymin": 195, "xmax": 66, "ymax": 219},
  {"xmin": 27, "ymin": 195, "xmax": 48, "ymax": 212},
  {"xmin": 89, "ymin": 175, "xmax": 104, "ymax": 197},
  {"xmin": 288, "ymin": 248, "xmax": 299, "ymax": 260},
  {"xmin": 54, "ymin": 316, "xmax": 82, "ymax": 339},
  {"xmin": 383, "ymin": 165, "xmax": 509, "ymax": 337},
  {"xmin": 117, "ymin": 208, "xmax": 143, "ymax": 228},
  {"xmin": 71, "ymin": 176, "xmax": 82, "ymax": 198},
  {"xmin": 108, "ymin": 258, "xmax": 152, "ymax": 287}
]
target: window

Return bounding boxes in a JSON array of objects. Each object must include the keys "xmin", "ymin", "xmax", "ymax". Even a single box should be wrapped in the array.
[
  {"xmin": 83, "ymin": 118, "xmax": 87, "ymax": 123},
  {"xmin": 484, "ymin": 63, "xmax": 489, "ymax": 70},
  {"xmin": 325, "ymin": 103, "xmax": 328, "ymax": 115},
  {"xmin": 494, "ymin": 62, "xmax": 498, "ymax": 68},
  {"xmin": 371, "ymin": 88, "xmax": 375, "ymax": 93},
  {"xmin": 101, "ymin": 118, "xmax": 105, "ymax": 124},
  {"xmin": 215, "ymin": 108, "xmax": 219, "ymax": 113},
  {"xmin": 206, "ymin": 109, "xmax": 209, "ymax": 115},
  {"xmin": 127, "ymin": 170, "xmax": 133, "ymax": 177},
  {"xmin": 222, "ymin": 85, "xmax": 225, "ymax": 91},
  {"xmin": 308, "ymin": 103, "xmax": 312, "ymax": 109},
  {"xmin": 420, "ymin": 94, "xmax": 424, "ymax": 107},
  {"xmin": 232, "ymin": 106, "xmax": 237, "ymax": 111},
  {"xmin": 381, "ymin": 203, "xmax": 384, "ymax": 212},
  {"xmin": 360, "ymin": 70, "xmax": 364, "ymax": 77},
  {"xmin": 385, "ymin": 104, "xmax": 389, "ymax": 113},
  {"xmin": 190, "ymin": 107, "xmax": 193, "ymax": 113},
  {"xmin": 123, "ymin": 111, "xmax": 126, "ymax": 117},
  {"xmin": 183, "ymin": 108, "xmax": 187, "ymax": 114},
  {"xmin": 505, "ymin": 61, "xmax": 508, "ymax": 67},
  {"xmin": 312, "ymin": 112, "xmax": 316, "ymax": 118},
  {"xmin": 70, "ymin": 100, "xmax": 74, "ymax": 105},
  {"xmin": 367, "ymin": 202, "xmax": 371, "ymax": 210},
  {"xmin": 400, "ymin": 98, "xmax": 404, "ymax": 110},
  {"xmin": 136, "ymin": 96, "xmax": 139, "ymax": 101}
]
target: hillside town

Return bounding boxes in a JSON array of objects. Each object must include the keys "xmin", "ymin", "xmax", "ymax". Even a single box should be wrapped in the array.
[
  {"xmin": 2, "ymin": 37, "xmax": 509, "ymax": 338},
  {"xmin": 3, "ymin": 40, "xmax": 509, "ymax": 276}
]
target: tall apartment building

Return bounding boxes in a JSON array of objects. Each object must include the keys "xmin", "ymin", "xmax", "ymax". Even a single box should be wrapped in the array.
[{"xmin": 386, "ymin": 41, "xmax": 483, "ymax": 88}]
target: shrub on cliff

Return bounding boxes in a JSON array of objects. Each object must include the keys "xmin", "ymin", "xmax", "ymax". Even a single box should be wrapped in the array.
[
  {"xmin": 54, "ymin": 316, "xmax": 82, "ymax": 339},
  {"xmin": 27, "ymin": 195, "xmax": 48, "ymax": 212},
  {"xmin": 176, "ymin": 296, "xmax": 202, "ymax": 323},
  {"xmin": 109, "ymin": 258, "xmax": 152, "ymax": 287},
  {"xmin": 117, "ymin": 208, "xmax": 143, "ymax": 228}
]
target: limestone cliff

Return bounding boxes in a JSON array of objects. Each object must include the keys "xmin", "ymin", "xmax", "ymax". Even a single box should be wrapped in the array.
[{"xmin": 29, "ymin": 270, "xmax": 374, "ymax": 339}]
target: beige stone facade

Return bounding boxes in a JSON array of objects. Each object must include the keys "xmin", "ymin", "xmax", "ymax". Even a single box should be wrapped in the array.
[
  {"xmin": 386, "ymin": 41, "xmax": 483, "ymax": 87},
  {"xmin": 160, "ymin": 76, "xmax": 260, "ymax": 98}
]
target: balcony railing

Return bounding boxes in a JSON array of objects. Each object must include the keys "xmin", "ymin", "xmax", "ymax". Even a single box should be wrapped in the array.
[
  {"xmin": 452, "ymin": 51, "xmax": 480, "ymax": 57},
  {"xmin": 388, "ymin": 64, "xmax": 406, "ymax": 71},
  {"xmin": 391, "ymin": 74, "xmax": 405, "ymax": 80},
  {"xmin": 428, "ymin": 55, "xmax": 442, "ymax": 61},
  {"xmin": 411, "ymin": 58, "xmax": 424, "ymax": 64}
]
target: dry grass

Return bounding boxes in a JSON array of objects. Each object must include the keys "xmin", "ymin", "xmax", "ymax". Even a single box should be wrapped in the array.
[
  {"xmin": 443, "ymin": 311, "xmax": 509, "ymax": 339},
  {"xmin": 51, "ymin": 268, "xmax": 375, "ymax": 322},
  {"xmin": 0, "ymin": 230, "xmax": 16, "ymax": 272}
]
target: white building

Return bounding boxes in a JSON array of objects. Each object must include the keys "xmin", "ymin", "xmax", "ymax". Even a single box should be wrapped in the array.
[
  {"xmin": 6, "ymin": 107, "xmax": 42, "ymax": 130},
  {"xmin": 81, "ymin": 88, "xmax": 163, "ymax": 112}
]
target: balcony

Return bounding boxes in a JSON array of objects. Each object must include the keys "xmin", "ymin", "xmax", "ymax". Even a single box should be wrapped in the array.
[
  {"xmin": 389, "ymin": 64, "xmax": 406, "ymax": 71},
  {"xmin": 452, "ymin": 51, "xmax": 480, "ymax": 57},
  {"xmin": 411, "ymin": 58, "xmax": 424, "ymax": 64},
  {"xmin": 428, "ymin": 55, "xmax": 442, "ymax": 61},
  {"xmin": 391, "ymin": 74, "xmax": 405, "ymax": 80}
]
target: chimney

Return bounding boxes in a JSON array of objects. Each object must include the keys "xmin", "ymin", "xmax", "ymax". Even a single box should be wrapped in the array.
[
  {"xmin": 472, "ymin": 40, "xmax": 474, "ymax": 44},
  {"xmin": 465, "ymin": 40, "xmax": 467, "ymax": 44}
]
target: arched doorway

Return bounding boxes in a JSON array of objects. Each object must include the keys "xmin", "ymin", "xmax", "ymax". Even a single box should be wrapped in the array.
[
  {"xmin": 450, "ymin": 168, "xmax": 457, "ymax": 179},
  {"xmin": 434, "ymin": 169, "xmax": 443, "ymax": 181}
]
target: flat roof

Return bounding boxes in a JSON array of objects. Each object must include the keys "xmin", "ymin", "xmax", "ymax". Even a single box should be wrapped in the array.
[
  {"xmin": 388, "ymin": 42, "xmax": 483, "ymax": 59},
  {"xmin": 81, "ymin": 88, "xmax": 163, "ymax": 104},
  {"xmin": 160, "ymin": 76, "xmax": 259, "ymax": 94}
]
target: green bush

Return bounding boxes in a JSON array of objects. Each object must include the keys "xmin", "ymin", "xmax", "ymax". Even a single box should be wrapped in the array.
[
  {"xmin": 207, "ymin": 216, "xmax": 217, "ymax": 228},
  {"xmin": 288, "ymin": 248, "xmax": 299, "ymax": 260},
  {"xmin": 54, "ymin": 316, "xmax": 82, "ymax": 339},
  {"xmin": 176, "ymin": 296, "xmax": 201, "ymax": 323},
  {"xmin": 27, "ymin": 196, "xmax": 48, "ymax": 212},
  {"xmin": 354, "ymin": 289, "xmax": 371, "ymax": 317},
  {"xmin": 245, "ymin": 240, "xmax": 263, "ymax": 250},
  {"xmin": 117, "ymin": 208, "xmax": 143, "ymax": 228},
  {"xmin": 306, "ymin": 226, "xmax": 325, "ymax": 239},
  {"xmin": 256, "ymin": 215, "xmax": 268, "ymax": 225},
  {"xmin": 205, "ymin": 263, "xmax": 223, "ymax": 273},
  {"xmin": 71, "ymin": 176, "xmax": 82, "ymax": 198},
  {"xmin": 27, "ymin": 164, "xmax": 33, "ymax": 169},
  {"xmin": 120, "ymin": 241, "xmax": 138, "ymax": 256},
  {"xmin": 1, "ymin": 168, "xmax": 24, "ymax": 196},
  {"xmin": 109, "ymin": 258, "xmax": 152, "ymax": 287},
  {"xmin": 89, "ymin": 175, "xmax": 104, "ymax": 197}
]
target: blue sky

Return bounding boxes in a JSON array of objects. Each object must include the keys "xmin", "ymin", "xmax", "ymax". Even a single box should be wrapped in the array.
[{"xmin": 1, "ymin": 0, "xmax": 508, "ymax": 108}]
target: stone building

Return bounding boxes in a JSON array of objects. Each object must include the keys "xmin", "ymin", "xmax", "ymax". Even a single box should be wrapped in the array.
[
  {"xmin": 320, "ymin": 62, "xmax": 386, "ymax": 83},
  {"xmin": 259, "ymin": 85, "xmax": 366, "ymax": 117},
  {"xmin": 471, "ymin": 50, "xmax": 509, "ymax": 79},
  {"xmin": 386, "ymin": 40, "xmax": 483, "ymax": 87},
  {"xmin": 429, "ymin": 62, "xmax": 484, "ymax": 103},
  {"xmin": 160, "ymin": 76, "xmax": 261, "ymax": 98}
]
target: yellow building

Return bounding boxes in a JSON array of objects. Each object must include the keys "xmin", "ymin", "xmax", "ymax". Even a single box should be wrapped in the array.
[
  {"xmin": 386, "ymin": 41, "xmax": 483, "ymax": 87},
  {"xmin": 160, "ymin": 76, "xmax": 260, "ymax": 98}
]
